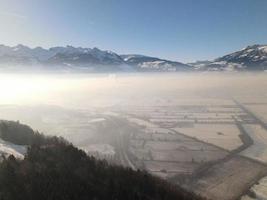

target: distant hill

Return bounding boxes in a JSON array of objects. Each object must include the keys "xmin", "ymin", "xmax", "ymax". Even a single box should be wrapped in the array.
[
  {"xmin": 121, "ymin": 54, "xmax": 190, "ymax": 72},
  {"xmin": 189, "ymin": 45, "xmax": 267, "ymax": 71},
  {"xmin": 0, "ymin": 120, "xmax": 203, "ymax": 200}
]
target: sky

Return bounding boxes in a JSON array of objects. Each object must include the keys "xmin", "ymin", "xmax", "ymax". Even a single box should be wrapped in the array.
[{"xmin": 0, "ymin": 0, "xmax": 267, "ymax": 62}]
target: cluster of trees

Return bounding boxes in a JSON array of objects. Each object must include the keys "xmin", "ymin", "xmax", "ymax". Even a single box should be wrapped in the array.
[
  {"xmin": 0, "ymin": 120, "xmax": 203, "ymax": 200},
  {"xmin": 0, "ymin": 120, "xmax": 45, "ymax": 145},
  {"xmin": 0, "ymin": 120, "xmax": 64, "ymax": 146}
]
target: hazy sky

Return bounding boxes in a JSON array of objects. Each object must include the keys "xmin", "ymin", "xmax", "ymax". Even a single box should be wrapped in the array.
[{"xmin": 0, "ymin": 0, "xmax": 267, "ymax": 62}]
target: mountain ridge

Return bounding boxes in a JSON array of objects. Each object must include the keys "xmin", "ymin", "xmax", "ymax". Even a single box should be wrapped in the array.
[
  {"xmin": 189, "ymin": 44, "xmax": 267, "ymax": 71},
  {"xmin": 0, "ymin": 44, "xmax": 266, "ymax": 72},
  {"xmin": 0, "ymin": 44, "xmax": 192, "ymax": 72}
]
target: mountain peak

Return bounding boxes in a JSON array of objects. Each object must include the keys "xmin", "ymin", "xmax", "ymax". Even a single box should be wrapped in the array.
[{"xmin": 189, "ymin": 44, "xmax": 267, "ymax": 71}]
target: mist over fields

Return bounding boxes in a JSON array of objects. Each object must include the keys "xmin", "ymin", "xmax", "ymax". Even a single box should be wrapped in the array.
[
  {"xmin": 0, "ymin": 72, "xmax": 267, "ymax": 200},
  {"xmin": 0, "ymin": 72, "xmax": 266, "ymax": 108},
  {"xmin": 0, "ymin": 72, "xmax": 266, "ymax": 139}
]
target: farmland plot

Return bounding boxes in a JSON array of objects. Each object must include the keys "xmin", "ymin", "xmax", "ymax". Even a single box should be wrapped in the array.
[
  {"xmin": 240, "ymin": 124, "xmax": 267, "ymax": 163},
  {"xmin": 129, "ymin": 121, "xmax": 229, "ymax": 180},
  {"xmin": 245, "ymin": 105, "xmax": 267, "ymax": 124},
  {"xmin": 173, "ymin": 124, "xmax": 243, "ymax": 151},
  {"xmin": 151, "ymin": 149, "xmax": 227, "ymax": 162},
  {"xmin": 241, "ymin": 176, "xmax": 267, "ymax": 200},
  {"xmin": 127, "ymin": 117, "xmax": 157, "ymax": 128},
  {"xmin": 145, "ymin": 161, "xmax": 199, "ymax": 179},
  {"xmin": 182, "ymin": 157, "xmax": 267, "ymax": 200},
  {"xmin": 145, "ymin": 141, "xmax": 218, "ymax": 151}
]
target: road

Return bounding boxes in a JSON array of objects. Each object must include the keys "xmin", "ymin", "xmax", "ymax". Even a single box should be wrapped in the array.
[{"xmin": 108, "ymin": 116, "xmax": 136, "ymax": 170}]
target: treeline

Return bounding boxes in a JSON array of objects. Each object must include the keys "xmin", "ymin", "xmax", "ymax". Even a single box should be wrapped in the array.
[
  {"xmin": 0, "ymin": 120, "xmax": 203, "ymax": 200},
  {"xmin": 0, "ymin": 120, "xmax": 64, "ymax": 145}
]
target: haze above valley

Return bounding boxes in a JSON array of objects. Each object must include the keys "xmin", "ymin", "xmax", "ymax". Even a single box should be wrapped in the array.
[
  {"xmin": 0, "ymin": 72, "xmax": 267, "ymax": 200},
  {"xmin": 0, "ymin": 73, "xmax": 266, "ymax": 108}
]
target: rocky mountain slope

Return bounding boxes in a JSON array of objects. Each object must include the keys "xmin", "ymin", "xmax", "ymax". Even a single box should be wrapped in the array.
[
  {"xmin": 0, "ymin": 44, "xmax": 267, "ymax": 72},
  {"xmin": 0, "ymin": 44, "xmax": 191, "ymax": 72},
  {"xmin": 190, "ymin": 45, "xmax": 267, "ymax": 71}
]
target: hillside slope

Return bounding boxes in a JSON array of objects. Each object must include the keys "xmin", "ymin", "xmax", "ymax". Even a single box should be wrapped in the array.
[
  {"xmin": 121, "ymin": 54, "xmax": 191, "ymax": 72},
  {"xmin": 0, "ymin": 120, "xmax": 203, "ymax": 200}
]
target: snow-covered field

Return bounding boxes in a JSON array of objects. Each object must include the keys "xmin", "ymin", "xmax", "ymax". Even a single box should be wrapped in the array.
[
  {"xmin": 126, "ymin": 117, "xmax": 157, "ymax": 128},
  {"xmin": 245, "ymin": 105, "xmax": 267, "ymax": 124},
  {"xmin": 150, "ymin": 149, "xmax": 226, "ymax": 162},
  {"xmin": 241, "ymin": 176, "xmax": 267, "ymax": 200},
  {"xmin": 174, "ymin": 124, "xmax": 243, "ymax": 151},
  {"xmin": 240, "ymin": 124, "xmax": 267, "ymax": 163}
]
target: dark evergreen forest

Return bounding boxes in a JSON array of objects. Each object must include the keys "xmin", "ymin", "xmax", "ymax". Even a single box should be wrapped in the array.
[{"xmin": 0, "ymin": 120, "xmax": 203, "ymax": 200}]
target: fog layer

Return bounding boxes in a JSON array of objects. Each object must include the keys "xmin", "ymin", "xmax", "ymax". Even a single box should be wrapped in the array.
[{"xmin": 0, "ymin": 72, "xmax": 266, "ymax": 108}]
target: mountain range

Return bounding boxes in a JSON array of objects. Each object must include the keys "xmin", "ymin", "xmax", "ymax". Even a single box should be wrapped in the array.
[
  {"xmin": 0, "ymin": 44, "xmax": 266, "ymax": 72},
  {"xmin": 190, "ymin": 45, "xmax": 267, "ymax": 71}
]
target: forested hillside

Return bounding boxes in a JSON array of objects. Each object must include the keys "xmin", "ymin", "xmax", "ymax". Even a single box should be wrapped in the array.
[{"xmin": 0, "ymin": 120, "xmax": 203, "ymax": 200}]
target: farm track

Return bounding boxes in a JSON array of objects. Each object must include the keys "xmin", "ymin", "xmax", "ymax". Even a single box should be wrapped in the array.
[{"xmin": 108, "ymin": 117, "xmax": 137, "ymax": 170}]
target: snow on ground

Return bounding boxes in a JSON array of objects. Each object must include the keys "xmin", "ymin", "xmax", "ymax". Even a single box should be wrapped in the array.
[
  {"xmin": 259, "ymin": 46, "xmax": 267, "ymax": 54},
  {"xmin": 240, "ymin": 124, "xmax": 267, "ymax": 163},
  {"xmin": 241, "ymin": 176, "xmax": 267, "ymax": 200},
  {"xmin": 82, "ymin": 143, "xmax": 115, "ymax": 157},
  {"xmin": 0, "ymin": 138, "xmax": 27, "ymax": 159},
  {"xmin": 245, "ymin": 105, "xmax": 267, "ymax": 124},
  {"xmin": 174, "ymin": 124, "xmax": 242, "ymax": 151},
  {"xmin": 127, "ymin": 117, "xmax": 158, "ymax": 128},
  {"xmin": 88, "ymin": 118, "xmax": 106, "ymax": 123}
]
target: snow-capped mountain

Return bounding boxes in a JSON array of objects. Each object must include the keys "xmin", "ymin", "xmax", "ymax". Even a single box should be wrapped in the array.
[
  {"xmin": 121, "ymin": 54, "xmax": 190, "ymax": 72},
  {"xmin": 1, "ymin": 44, "xmax": 267, "ymax": 72},
  {"xmin": 0, "ymin": 45, "xmax": 190, "ymax": 72},
  {"xmin": 0, "ymin": 45, "xmax": 127, "ymax": 72},
  {"xmin": 190, "ymin": 45, "xmax": 267, "ymax": 71}
]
